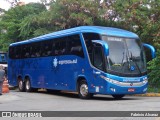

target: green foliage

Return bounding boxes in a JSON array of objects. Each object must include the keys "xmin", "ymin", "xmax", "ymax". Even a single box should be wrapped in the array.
[
  {"xmin": 113, "ymin": 0, "xmax": 160, "ymax": 45},
  {"xmin": 18, "ymin": 0, "xmax": 108, "ymax": 39},
  {"xmin": 0, "ymin": 3, "xmax": 46, "ymax": 51},
  {"xmin": 1, "ymin": 0, "xmax": 107, "ymax": 51},
  {"xmin": 147, "ymin": 46, "xmax": 160, "ymax": 88}
]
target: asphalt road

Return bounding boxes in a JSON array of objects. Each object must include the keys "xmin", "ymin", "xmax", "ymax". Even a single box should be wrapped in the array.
[{"xmin": 0, "ymin": 89, "xmax": 160, "ymax": 120}]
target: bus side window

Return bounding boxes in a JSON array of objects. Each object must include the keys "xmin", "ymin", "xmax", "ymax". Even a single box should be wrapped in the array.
[
  {"xmin": 22, "ymin": 44, "xmax": 30, "ymax": 58},
  {"xmin": 9, "ymin": 47, "xmax": 15, "ymax": 59},
  {"xmin": 30, "ymin": 42, "xmax": 41, "ymax": 58},
  {"xmin": 58, "ymin": 38, "xmax": 67, "ymax": 55},
  {"xmin": 83, "ymin": 33, "xmax": 101, "ymax": 63},
  {"xmin": 9, "ymin": 47, "xmax": 14, "ymax": 59},
  {"xmin": 14, "ymin": 46, "xmax": 21, "ymax": 59},
  {"xmin": 54, "ymin": 40, "xmax": 60, "ymax": 55},
  {"xmin": 68, "ymin": 35, "xmax": 84, "ymax": 58},
  {"xmin": 53, "ymin": 37, "xmax": 67, "ymax": 56},
  {"xmin": 41, "ymin": 40, "xmax": 53, "ymax": 57},
  {"xmin": 93, "ymin": 44, "xmax": 104, "ymax": 71}
]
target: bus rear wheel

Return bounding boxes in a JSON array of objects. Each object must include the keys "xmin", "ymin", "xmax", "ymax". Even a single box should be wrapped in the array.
[
  {"xmin": 18, "ymin": 79, "xmax": 25, "ymax": 92},
  {"xmin": 112, "ymin": 94, "xmax": 125, "ymax": 99},
  {"xmin": 25, "ymin": 78, "xmax": 34, "ymax": 92},
  {"xmin": 78, "ymin": 80, "xmax": 93, "ymax": 99}
]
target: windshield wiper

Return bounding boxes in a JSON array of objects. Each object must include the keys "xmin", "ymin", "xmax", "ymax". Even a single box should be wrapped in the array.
[
  {"xmin": 129, "ymin": 51, "xmax": 142, "ymax": 75},
  {"xmin": 123, "ymin": 41, "xmax": 132, "ymax": 69},
  {"xmin": 124, "ymin": 41, "xmax": 142, "ymax": 75}
]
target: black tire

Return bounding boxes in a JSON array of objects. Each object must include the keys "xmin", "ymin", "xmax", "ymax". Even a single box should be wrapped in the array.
[
  {"xmin": 78, "ymin": 80, "xmax": 93, "ymax": 99},
  {"xmin": 25, "ymin": 78, "xmax": 34, "ymax": 92},
  {"xmin": 112, "ymin": 94, "xmax": 125, "ymax": 99},
  {"xmin": 18, "ymin": 79, "xmax": 25, "ymax": 92}
]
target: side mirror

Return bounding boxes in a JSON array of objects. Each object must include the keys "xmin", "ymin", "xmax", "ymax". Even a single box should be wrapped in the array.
[
  {"xmin": 143, "ymin": 43, "xmax": 156, "ymax": 59},
  {"xmin": 92, "ymin": 40, "xmax": 109, "ymax": 56},
  {"xmin": 104, "ymin": 43, "xmax": 109, "ymax": 56}
]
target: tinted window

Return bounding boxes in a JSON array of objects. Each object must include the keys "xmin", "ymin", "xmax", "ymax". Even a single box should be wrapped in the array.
[
  {"xmin": 83, "ymin": 33, "xmax": 100, "ymax": 53},
  {"xmin": 9, "ymin": 34, "xmax": 84, "ymax": 59},
  {"xmin": 9, "ymin": 47, "xmax": 14, "ymax": 59},
  {"xmin": 30, "ymin": 42, "xmax": 42, "ymax": 58},
  {"xmin": 41, "ymin": 40, "xmax": 53, "ymax": 57},
  {"xmin": 53, "ymin": 37, "xmax": 67, "ymax": 56},
  {"xmin": 21, "ymin": 44, "xmax": 30, "ymax": 58},
  {"xmin": 93, "ymin": 43, "xmax": 104, "ymax": 71},
  {"xmin": 9, "ymin": 46, "xmax": 21, "ymax": 59},
  {"xmin": 68, "ymin": 35, "xmax": 84, "ymax": 58},
  {"xmin": 83, "ymin": 33, "xmax": 100, "ymax": 63}
]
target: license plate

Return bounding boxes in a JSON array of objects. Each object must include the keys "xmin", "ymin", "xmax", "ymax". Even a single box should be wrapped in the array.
[{"xmin": 128, "ymin": 88, "xmax": 135, "ymax": 92}]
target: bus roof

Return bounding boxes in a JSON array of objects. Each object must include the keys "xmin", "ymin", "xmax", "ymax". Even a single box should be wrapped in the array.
[{"xmin": 10, "ymin": 26, "xmax": 139, "ymax": 46}]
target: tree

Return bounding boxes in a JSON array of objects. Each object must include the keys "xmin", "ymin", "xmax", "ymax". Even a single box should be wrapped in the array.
[
  {"xmin": 19, "ymin": 0, "xmax": 110, "ymax": 38},
  {"xmin": 147, "ymin": 46, "xmax": 160, "ymax": 88},
  {"xmin": 111, "ymin": 0, "xmax": 160, "ymax": 46},
  {"xmin": 0, "ymin": 2, "xmax": 46, "ymax": 51},
  {"xmin": 1, "ymin": 0, "xmax": 108, "ymax": 51}
]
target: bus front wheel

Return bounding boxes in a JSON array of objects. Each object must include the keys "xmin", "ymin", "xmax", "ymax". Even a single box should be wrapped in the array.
[
  {"xmin": 78, "ymin": 80, "xmax": 93, "ymax": 99},
  {"xmin": 112, "ymin": 94, "xmax": 125, "ymax": 99}
]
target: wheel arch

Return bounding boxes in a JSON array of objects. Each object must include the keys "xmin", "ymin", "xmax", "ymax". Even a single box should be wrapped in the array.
[
  {"xmin": 76, "ymin": 75, "xmax": 93, "ymax": 99},
  {"xmin": 76, "ymin": 75, "xmax": 88, "ymax": 91},
  {"xmin": 17, "ymin": 75, "xmax": 23, "ymax": 81},
  {"xmin": 17, "ymin": 75, "xmax": 25, "ymax": 92},
  {"xmin": 24, "ymin": 75, "xmax": 30, "ymax": 81},
  {"xmin": 17, "ymin": 75, "xmax": 23, "ymax": 85},
  {"xmin": 24, "ymin": 75, "xmax": 32, "ymax": 86}
]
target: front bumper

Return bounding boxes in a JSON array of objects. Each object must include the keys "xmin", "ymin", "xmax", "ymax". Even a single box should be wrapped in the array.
[{"xmin": 106, "ymin": 82, "xmax": 148, "ymax": 95}]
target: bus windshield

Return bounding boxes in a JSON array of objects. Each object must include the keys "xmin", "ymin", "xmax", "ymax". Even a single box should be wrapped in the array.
[
  {"xmin": 0, "ymin": 53, "xmax": 7, "ymax": 64},
  {"xmin": 102, "ymin": 36, "xmax": 147, "ymax": 77}
]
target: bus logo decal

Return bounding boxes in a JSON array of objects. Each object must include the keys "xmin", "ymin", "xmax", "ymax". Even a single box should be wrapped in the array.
[
  {"xmin": 53, "ymin": 58, "xmax": 58, "ymax": 67},
  {"xmin": 59, "ymin": 59, "xmax": 77, "ymax": 65},
  {"xmin": 130, "ymin": 65, "xmax": 135, "ymax": 71},
  {"xmin": 53, "ymin": 58, "xmax": 77, "ymax": 67}
]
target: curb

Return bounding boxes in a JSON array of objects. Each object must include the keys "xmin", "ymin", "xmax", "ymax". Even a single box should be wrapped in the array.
[{"xmin": 134, "ymin": 93, "xmax": 160, "ymax": 97}]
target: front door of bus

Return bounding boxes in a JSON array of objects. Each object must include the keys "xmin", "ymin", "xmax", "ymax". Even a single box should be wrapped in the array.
[{"xmin": 92, "ymin": 43, "xmax": 105, "ymax": 93}]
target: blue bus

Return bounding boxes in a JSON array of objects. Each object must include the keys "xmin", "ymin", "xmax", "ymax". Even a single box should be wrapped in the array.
[{"xmin": 8, "ymin": 26, "xmax": 155, "ymax": 99}]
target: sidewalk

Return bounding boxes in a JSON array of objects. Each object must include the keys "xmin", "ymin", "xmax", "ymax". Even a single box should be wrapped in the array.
[{"xmin": 134, "ymin": 93, "xmax": 160, "ymax": 97}]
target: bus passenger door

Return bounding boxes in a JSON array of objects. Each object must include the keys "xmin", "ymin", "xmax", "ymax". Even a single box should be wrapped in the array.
[{"xmin": 92, "ymin": 43, "xmax": 106, "ymax": 93}]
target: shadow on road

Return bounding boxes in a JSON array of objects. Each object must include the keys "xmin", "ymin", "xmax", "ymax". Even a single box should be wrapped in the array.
[{"xmin": 11, "ymin": 89, "xmax": 144, "ymax": 101}]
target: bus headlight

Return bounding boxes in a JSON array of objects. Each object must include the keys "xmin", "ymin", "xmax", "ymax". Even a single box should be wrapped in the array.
[
  {"xmin": 142, "ymin": 77, "xmax": 148, "ymax": 84},
  {"xmin": 110, "ymin": 79, "xmax": 119, "ymax": 84},
  {"xmin": 100, "ymin": 75, "xmax": 119, "ymax": 84}
]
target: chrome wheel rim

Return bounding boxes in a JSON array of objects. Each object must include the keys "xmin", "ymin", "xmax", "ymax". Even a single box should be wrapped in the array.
[
  {"xmin": 19, "ymin": 81, "xmax": 23, "ymax": 90},
  {"xmin": 80, "ymin": 84, "xmax": 88, "ymax": 97},
  {"xmin": 26, "ymin": 80, "xmax": 30, "ymax": 90}
]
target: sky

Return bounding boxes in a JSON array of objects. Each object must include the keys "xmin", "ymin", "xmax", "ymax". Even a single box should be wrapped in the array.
[{"xmin": 0, "ymin": 0, "xmax": 41, "ymax": 10}]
